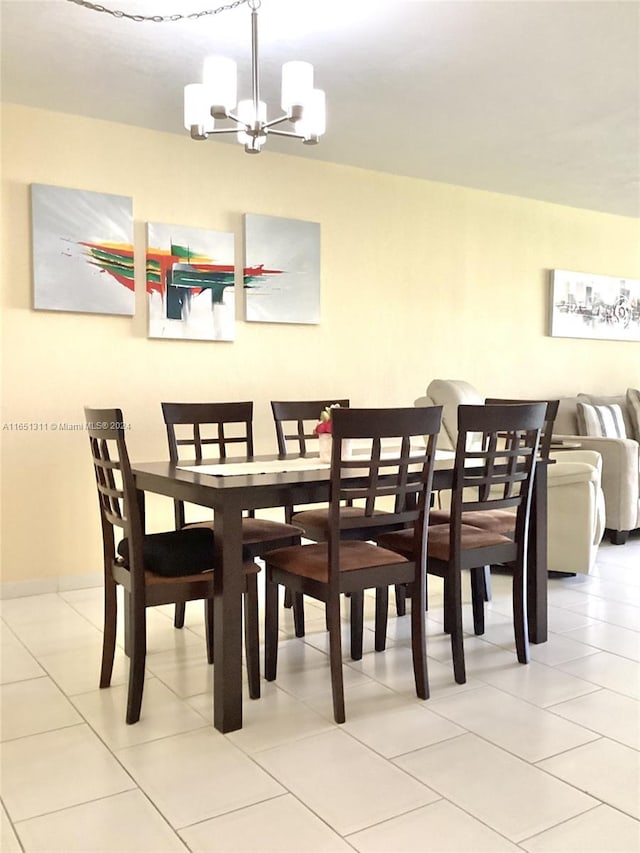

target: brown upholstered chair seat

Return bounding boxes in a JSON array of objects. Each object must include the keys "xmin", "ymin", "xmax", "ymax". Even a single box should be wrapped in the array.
[
  {"xmin": 291, "ymin": 506, "xmax": 392, "ymax": 540},
  {"xmin": 429, "ymin": 508, "xmax": 516, "ymax": 536},
  {"xmin": 266, "ymin": 540, "xmax": 410, "ymax": 583},
  {"xmin": 378, "ymin": 523, "xmax": 512, "ymax": 563},
  {"xmin": 184, "ymin": 517, "xmax": 303, "ymax": 555},
  {"xmin": 427, "ymin": 524, "xmax": 513, "ymax": 560}
]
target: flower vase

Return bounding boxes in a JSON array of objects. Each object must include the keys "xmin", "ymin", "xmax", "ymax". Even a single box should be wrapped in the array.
[
  {"xmin": 318, "ymin": 433, "xmax": 332, "ymax": 463},
  {"xmin": 318, "ymin": 434, "xmax": 352, "ymax": 463}
]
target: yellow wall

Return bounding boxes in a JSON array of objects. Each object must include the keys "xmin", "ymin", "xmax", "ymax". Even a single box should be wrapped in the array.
[{"xmin": 2, "ymin": 103, "xmax": 639, "ymax": 590}]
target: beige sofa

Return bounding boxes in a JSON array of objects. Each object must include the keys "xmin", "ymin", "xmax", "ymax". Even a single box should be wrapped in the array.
[
  {"xmin": 553, "ymin": 394, "xmax": 640, "ymax": 544},
  {"xmin": 416, "ymin": 380, "xmax": 606, "ymax": 575}
]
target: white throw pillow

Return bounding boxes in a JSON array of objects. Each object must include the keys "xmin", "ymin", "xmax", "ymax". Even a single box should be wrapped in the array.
[{"xmin": 577, "ymin": 402, "xmax": 627, "ymax": 438}]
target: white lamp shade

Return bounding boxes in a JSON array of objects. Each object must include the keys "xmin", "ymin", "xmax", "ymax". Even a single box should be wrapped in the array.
[
  {"xmin": 184, "ymin": 84, "xmax": 214, "ymax": 131},
  {"xmin": 295, "ymin": 88, "xmax": 326, "ymax": 138},
  {"xmin": 203, "ymin": 56, "xmax": 237, "ymax": 112},
  {"xmin": 281, "ymin": 60, "xmax": 314, "ymax": 113}
]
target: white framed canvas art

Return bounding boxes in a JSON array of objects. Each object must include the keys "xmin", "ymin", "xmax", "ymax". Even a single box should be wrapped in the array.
[
  {"xmin": 550, "ymin": 269, "xmax": 640, "ymax": 342},
  {"xmin": 31, "ymin": 184, "xmax": 134, "ymax": 315},
  {"xmin": 244, "ymin": 214, "xmax": 320, "ymax": 324},
  {"xmin": 146, "ymin": 222, "xmax": 236, "ymax": 341}
]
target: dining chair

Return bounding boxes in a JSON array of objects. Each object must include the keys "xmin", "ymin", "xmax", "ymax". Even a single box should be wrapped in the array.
[
  {"xmin": 161, "ymin": 401, "xmax": 303, "ymax": 630},
  {"xmin": 377, "ymin": 402, "xmax": 545, "ymax": 685},
  {"xmin": 271, "ymin": 398, "xmax": 349, "ymax": 636},
  {"xmin": 263, "ymin": 405, "xmax": 443, "ymax": 723},
  {"xmin": 428, "ymin": 398, "xmax": 558, "ymax": 629},
  {"xmin": 84, "ymin": 406, "xmax": 261, "ymax": 724},
  {"xmin": 270, "ymin": 398, "xmax": 406, "ymax": 654},
  {"xmin": 271, "ymin": 398, "xmax": 351, "ymax": 468}
]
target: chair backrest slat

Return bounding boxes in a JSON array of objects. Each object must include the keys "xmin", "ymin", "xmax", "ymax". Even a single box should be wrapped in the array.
[
  {"xmin": 452, "ymin": 403, "xmax": 545, "ymax": 557},
  {"xmin": 162, "ymin": 401, "xmax": 254, "ymax": 463},
  {"xmin": 328, "ymin": 406, "xmax": 443, "ymax": 581},
  {"xmin": 84, "ymin": 407, "xmax": 145, "ymax": 584},
  {"xmin": 161, "ymin": 401, "xmax": 255, "ymax": 527},
  {"xmin": 271, "ymin": 399, "xmax": 350, "ymax": 455},
  {"xmin": 484, "ymin": 398, "xmax": 559, "ymax": 461}
]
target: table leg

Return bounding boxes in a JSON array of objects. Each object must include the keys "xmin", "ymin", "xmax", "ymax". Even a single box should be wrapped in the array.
[
  {"xmin": 528, "ymin": 460, "xmax": 548, "ymax": 643},
  {"xmin": 212, "ymin": 502, "xmax": 245, "ymax": 733}
]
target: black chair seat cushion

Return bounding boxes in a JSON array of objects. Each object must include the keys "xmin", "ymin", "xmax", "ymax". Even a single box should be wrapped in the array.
[
  {"xmin": 266, "ymin": 540, "xmax": 409, "ymax": 583},
  {"xmin": 117, "ymin": 527, "xmax": 250, "ymax": 577}
]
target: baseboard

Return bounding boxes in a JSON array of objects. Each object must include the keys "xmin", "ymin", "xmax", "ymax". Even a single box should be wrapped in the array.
[{"xmin": 0, "ymin": 573, "xmax": 102, "ymax": 600}]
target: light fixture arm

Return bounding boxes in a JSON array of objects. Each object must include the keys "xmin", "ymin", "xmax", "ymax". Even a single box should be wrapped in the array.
[
  {"xmin": 268, "ymin": 128, "xmax": 315, "ymax": 139},
  {"xmin": 262, "ymin": 114, "xmax": 290, "ymax": 130}
]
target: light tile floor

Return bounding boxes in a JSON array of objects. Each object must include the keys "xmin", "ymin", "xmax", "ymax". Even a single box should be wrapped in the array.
[{"xmin": 1, "ymin": 534, "xmax": 639, "ymax": 852}]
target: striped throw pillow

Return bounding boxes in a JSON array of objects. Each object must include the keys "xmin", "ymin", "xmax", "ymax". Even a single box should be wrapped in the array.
[{"xmin": 577, "ymin": 402, "xmax": 627, "ymax": 438}]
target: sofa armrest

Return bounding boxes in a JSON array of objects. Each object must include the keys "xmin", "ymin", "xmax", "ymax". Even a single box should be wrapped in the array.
[
  {"xmin": 547, "ymin": 459, "xmax": 600, "ymax": 489},
  {"xmin": 546, "ymin": 457, "xmax": 605, "ymax": 573},
  {"xmin": 552, "ymin": 434, "xmax": 639, "ymax": 532},
  {"xmin": 415, "ymin": 394, "xmax": 454, "ymax": 451},
  {"xmin": 550, "ymin": 449, "xmax": 602, "ymax": 471}
]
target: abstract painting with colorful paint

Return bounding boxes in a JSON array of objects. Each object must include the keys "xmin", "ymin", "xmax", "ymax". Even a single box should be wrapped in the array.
[
  {"xmin": 31, "ymin": 184, "xmax": 134, "ymax": 315},
  {"xmin": 146, "ymin": 222, "xmax": 235, "ymax": 341}
]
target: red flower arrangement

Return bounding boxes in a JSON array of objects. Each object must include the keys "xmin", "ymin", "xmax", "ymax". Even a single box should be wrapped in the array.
[{"xmin": 314, "ymin": 404, "xmax": 340, "ymax": 436}]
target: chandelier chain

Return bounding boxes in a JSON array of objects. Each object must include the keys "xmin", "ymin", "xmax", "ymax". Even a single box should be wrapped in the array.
[{"xmin": 65, "ymin": 0, "xmax": 248, "ymax": 23}]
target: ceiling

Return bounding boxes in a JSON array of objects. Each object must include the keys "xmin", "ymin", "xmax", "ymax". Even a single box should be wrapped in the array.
[{"xmin": 2, "ymin": 0, "xmax": 639, "ymax": 217}]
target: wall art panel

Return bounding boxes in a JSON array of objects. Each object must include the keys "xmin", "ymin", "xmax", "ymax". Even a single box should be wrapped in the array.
[
  {"xmin": 146, "ymin": 222, "xmax": 235, "ymax": 341},
  {"xmin": 550, "ymin": 269, "xmax": 640, "ymax": 342},
  {"xmin": 244, "ymin": 214, "xmax": 320, "ymax": 324},
  {"xmin": 31, "ymin": 184, "xmax": 134, "ymax": 315}
]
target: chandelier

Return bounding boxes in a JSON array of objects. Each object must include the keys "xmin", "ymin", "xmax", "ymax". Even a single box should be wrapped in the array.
[{"xmin": 183, "ymin": 0, "xmax": 326, "ymax": 153}]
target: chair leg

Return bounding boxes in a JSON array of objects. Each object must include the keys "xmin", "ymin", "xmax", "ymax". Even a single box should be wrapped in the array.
[
  {"xmin": 470, "ymin": 567, "xmax": 486, "ymax": 635},
  {"xmin": 204, "ymin": 598, "xmax": 214, "ymax": 665},
  {"xmin": 174, "ymin": 602, "xmax": 186, "ymax": 628},
  {"xmin": 443, "ymin": 597, "xmax": 451, "ymax": 635},
  {"xmin": 123, "ymin": 590, "xmax": 132, "ymax": 657},
  {"xmin": 292, "ymin": 592, "xmax": 305, "ymax": 638},
  {"xmin": 100, "ymin": 577, "xmax": 118, "ymax": 688},
  {"xmin": 350, "ymin": 590, "xmax": 364, "ymax": 661},
  {"xmin": 445, "ymin": 572, "xmax": 466, "ymax": 684},
  {"xmin": 394, "ymin": 583, "xmax": 407, "ymax": 616},
  {"xmin": 244, "ymin": 574, "xmax": 261, "ymax": 699},
  {"xmin": 125, "ymin": 598, "xmax": 146, "ymax": 724},
  {"xmin": 264, "ymin": 574, "xmax": 280, "ymax": 681},
  {"xmin": 512, "ymin": 561, "xmax": 530, "ymax": 664},
  {"xmin": 283, "ymin": 587, "xmax": 293, "ymax": 608},
  {"xmin": 410, "ymin": 580, "xmax": 429, "ymax": 700},
  {"xmin": 374, "ymin": 586, "xmax": 389, "ymax": 651},
  {"xmin": 483, "ymin": 565, "xmax": 492, "ymax": 601},
  {"xmin": 327, "ymin": 594, "xmax": 346, "ymax": 724}
]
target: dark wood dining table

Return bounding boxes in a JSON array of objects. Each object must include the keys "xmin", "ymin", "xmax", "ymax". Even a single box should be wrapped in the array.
[{"xmin": 132, "ymin": 453, "xmax": 548, "ymax": 733}]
